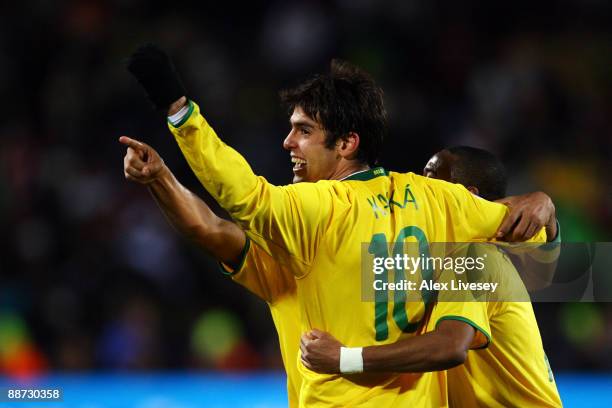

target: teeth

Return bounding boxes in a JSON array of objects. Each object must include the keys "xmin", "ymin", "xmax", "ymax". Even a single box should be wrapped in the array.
[{"xmin": 291, "ymin": 157, "xmax": 306, "ymax": 165}]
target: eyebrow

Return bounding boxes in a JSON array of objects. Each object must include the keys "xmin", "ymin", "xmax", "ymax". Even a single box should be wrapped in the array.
[{"xmin": 290, "ymin": 120, "xmax": 317, "ymax": 129}]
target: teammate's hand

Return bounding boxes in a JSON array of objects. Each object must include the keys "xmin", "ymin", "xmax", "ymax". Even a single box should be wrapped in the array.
[
  {"xmin": 126, "ymin": 44, "xmax": 187, "ymax": 110},
  {"xmin": 119, "ymin": 136, "xmax": 166, "ymax": 184},
  {"xmin": 300, "ymin": 329, "xmax": 343, "ymax": 374},
  {"xmin": 495, "ymin": 191, "xmax": 557, "ymax": 242}
]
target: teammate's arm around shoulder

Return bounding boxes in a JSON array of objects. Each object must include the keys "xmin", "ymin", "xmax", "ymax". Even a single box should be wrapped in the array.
[{"xmin": 421, "ymin": 176, "xmax": 544, "ymax": 243}]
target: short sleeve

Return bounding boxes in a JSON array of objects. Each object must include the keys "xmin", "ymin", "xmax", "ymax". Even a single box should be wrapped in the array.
[{"xmin": 430, "ymin": 300, "xmax": 491, "ymax": 349}]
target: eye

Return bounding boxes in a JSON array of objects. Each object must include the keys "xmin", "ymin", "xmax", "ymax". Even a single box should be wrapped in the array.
[{"xmin": 299, "ymin": 127, "xmax": 310, "ymax": 135}]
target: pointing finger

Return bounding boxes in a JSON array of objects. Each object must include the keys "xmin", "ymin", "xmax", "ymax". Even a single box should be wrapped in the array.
[{"xmin": 119, "ymin": 136, "xmax": 147, "ymax": 151}]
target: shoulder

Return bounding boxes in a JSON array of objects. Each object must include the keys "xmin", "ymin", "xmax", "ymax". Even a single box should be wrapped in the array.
[
  {"xmin": 389, "ymin": 171, "xmax": 474, "ymax": 200},
  {"xmin": 281, "ymin": 180, "xmax": 353, "ymax": 209},
  {"xmin": 389, "ymin": 171, "xmax": 457, "ymax": 190}
]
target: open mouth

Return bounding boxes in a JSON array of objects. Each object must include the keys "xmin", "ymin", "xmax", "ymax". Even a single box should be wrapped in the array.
[{"xmin": 291, "ymin": 157, "xmax": 307, "ymax": 171}]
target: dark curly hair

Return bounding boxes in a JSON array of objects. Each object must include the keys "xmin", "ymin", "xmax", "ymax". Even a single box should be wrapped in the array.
[
  {"xmin": 446, "ymin": 146, "xmax": 508, "ymax": 201},
  {"xmin": 280, "ymin": 60, "xmax": 387, "ymax": 167}
]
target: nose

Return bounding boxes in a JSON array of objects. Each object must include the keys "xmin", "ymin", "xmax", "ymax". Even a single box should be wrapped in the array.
[{"xmin": 283, "ymin": 129, "xmax": 297, "ymax": 151}]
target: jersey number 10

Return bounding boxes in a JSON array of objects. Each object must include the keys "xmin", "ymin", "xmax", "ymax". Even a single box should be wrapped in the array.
[{"xmin": 368, "ymin": 226, "xmax": 434, "ymax": 341}]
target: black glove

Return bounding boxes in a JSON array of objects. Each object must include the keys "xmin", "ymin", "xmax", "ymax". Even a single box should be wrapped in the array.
[{"xmin": 127, "ymin": 44, "xmax": 187, "ymax": 110}]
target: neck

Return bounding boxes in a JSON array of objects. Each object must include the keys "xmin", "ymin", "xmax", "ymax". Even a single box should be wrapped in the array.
[{"xmin": 329, "ymin": 160, "xmax": 370, "ymax": 181}]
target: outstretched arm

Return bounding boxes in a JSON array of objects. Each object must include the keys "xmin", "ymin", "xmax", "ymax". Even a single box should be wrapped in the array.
[
  {"xmin": 300, "ymin": 320, "xmax": 475, "ymax": 374},
  {"xmin": 127, "ymin": 45, "xmax": 333, "ymax": 277},
  {"xmin": 119, "ymin": 135, "xmax": 246, "ymax": 266}
]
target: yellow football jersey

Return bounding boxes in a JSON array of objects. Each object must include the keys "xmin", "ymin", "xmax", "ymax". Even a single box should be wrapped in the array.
[
  {"xmin": 220, "ymin": 239, "xmax": 302, "ymax": 407},
  {"xmin": 427, "ymin": 244, "xmax": 562, "ymax": 408},
  {"xmin": 169, "ymin": 101, "xmax": 547, "ymax": 406}
]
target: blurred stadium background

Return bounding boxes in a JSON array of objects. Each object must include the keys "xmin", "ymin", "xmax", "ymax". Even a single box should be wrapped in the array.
[{"xmin": 1, "ymin": 0, "xmax": 611, "ymax": 406}]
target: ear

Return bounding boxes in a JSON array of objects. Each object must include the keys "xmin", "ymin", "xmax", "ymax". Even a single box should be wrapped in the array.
[
  {"xmin": 467, "ymin": 185, "xmax": 480, "ymax": 196},
  {"xmin": 336, "ymin": 132, "xmax": 360, "ymax": 160}
]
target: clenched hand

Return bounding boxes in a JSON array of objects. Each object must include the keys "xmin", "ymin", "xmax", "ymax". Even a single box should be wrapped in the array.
[{"xmin": 300, "ymin": 329, "xmax": 343, "ymax": 374}]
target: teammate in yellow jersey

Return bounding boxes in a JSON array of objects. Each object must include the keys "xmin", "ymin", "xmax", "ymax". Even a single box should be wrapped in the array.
[
  {"xmin": 300, "ymin": 147, "xmax": 562, "ymax": 407},
  {"xmin": 124, "ymin": 44, "xmax": 554, "ymax": 406}
]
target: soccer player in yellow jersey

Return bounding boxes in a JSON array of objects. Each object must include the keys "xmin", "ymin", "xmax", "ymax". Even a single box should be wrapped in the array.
[
  {"xmin": 124, "ymin": 45, "xmax": 553, "ymax": 406},
  {"xmin": 300, "ymin": 147, "xmax": 562, "ymax": 407},
  {"xmin": 120, "ymin": 137, "xmax": 559, "ymax": 407}
]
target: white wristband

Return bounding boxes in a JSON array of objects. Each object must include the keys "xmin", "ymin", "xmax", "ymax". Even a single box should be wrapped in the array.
[
  {"xmin": 340, "ymin": 347, "xmax": 363, "ymax": 374},
  {"xmin": 167, "ymin": 103, "xmax": 191, "ymax": 125}
]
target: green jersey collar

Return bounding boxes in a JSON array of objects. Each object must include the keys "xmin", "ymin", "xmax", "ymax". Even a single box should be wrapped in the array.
[{"xmin": 343, "ymin": 167, "xmax": 388, "ymax": 181}]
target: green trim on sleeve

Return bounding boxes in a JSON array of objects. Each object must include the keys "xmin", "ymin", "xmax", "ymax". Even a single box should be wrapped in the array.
[
  {"xmin": 540, "ymin": 220, "xmax": 561, "ymax": 251},
  {"xmin": 436, "ymin": 315, "xmax": 491, "ymax": 350},
  {"xmin": 218, "ymin": 237, "xmax": 251, "ymax": 276},
  {"xmin": 553, "ymin": 220, "xmax": 561, "ymax": 243},
  {"xmin": 167, "ymin": 99, "xmax": 195, "ymax": 128}
]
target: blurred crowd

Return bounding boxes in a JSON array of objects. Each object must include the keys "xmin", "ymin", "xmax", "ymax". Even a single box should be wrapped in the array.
[{"xmin": 1, "ymin": 0, "xmax": 611, "ymax": 377}]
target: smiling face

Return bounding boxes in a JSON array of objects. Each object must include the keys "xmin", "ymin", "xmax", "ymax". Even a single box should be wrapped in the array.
[{"xmin": 283, "ymin": 106, "xmax": 342, "ymax": 183}]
